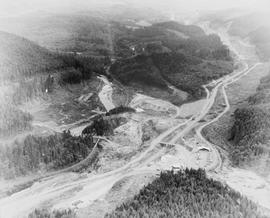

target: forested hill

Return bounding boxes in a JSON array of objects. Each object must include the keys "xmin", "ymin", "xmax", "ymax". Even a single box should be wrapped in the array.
[
  {"xmin": 0, "ymin": 7, "xmax": 165, "ymax": 57},
  {"xmin": 111, "ymin": 21, "xmax": 234, "ymax": 101},
  {"xmin": 0, "ymin": 31, "xmax": 65, "ymax": 137},
  {"xmin": 114, "ymin": 21, "xmax": 231, "ymax": 58},
  {"xmin": 111, "ymin": 52, "xmax": 233, "ymax": 100},
  {"xmin": 0, "ymin": 30, "xmax": 108, "ymax": 83},
  {"xmin": 230, "ymin": 72, "xmax": 270, "ymax": 170},
  {"xmin": 106, "ymin": 169, "xmax": 266, "ymax": 218},
  {"xmin": 0, "ymin": 31, "xmax": 107, "ymax": 138},
  {"xmin": 0, "ymin": 14, "xmax": 114, "ymax": 56},
  {"xmin": 0, "ymin": 31, "xmax": 64, "ymax": 80}
]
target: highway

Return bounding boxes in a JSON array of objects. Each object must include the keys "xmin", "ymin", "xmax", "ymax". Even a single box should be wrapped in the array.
[{"xmin": 0, "ymin": 25, "xmax": 262, "ymax": 218}]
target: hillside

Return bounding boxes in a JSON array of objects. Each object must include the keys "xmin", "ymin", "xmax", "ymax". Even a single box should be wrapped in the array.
[
  {"xmin": 201, "ymin": 65, "xmax": 270, "ymax": 173},
  {"xmin": 0, "ymin": 31, "xmax": 63, "ymax": 137},
  {"xmin": 111, "ymin": 52, "xmax": 232, "ymax": 101},
  {"xmin": 0, "ymin": 29, "xmax": 108, "ymax": 98},
  {"xmin": 229, "ymin": 72, "xmax": 270, "ymax": 167},
  {"xmin": 111, "ymin": 21, "xmax": 233, "ymax": 102},
  {"xmin": 202, "ymin": 11, "xmax": 270, "ymax": 61},
  {"xmin": 227, "ymin": 13, "xmax": 270, "ymax": 38},
  {"xmin": 1, "ymin": 9, "xmax": 269, "ymax": 218},
  {"xmin": 0, "ymin": 31, "xmax": 107, "ymax": 138},
  {"xmin": 0, "ymin": 13, "xmax": 113, "ymax": 57},
  {"xmin": 227, "ymin": 12, "xmax": 270, "ymax": 60},
  {"xmin": 0, "ymin": 7, "xmax": 165, "ymax": 57},
  {"xmin": 113, "ymin": 21, "xmax": 232, "ymax": 59},
  {"xmin": 0, "ymin": 131, "xmax": 97, "ymax": 179},
  {"xmin": 106, "ymin": 169, "xmax": 266, "ymax": 218},
  {"xmin": 0, "ymin": 31, "xmax": 64, "ymax": 80},
  {"xmin": 0, "ymin": 17, "xmax": 234, "ymax": 104},
  {"xmin": 0, "ymin": 31, "xmax": 111, "ymax": 183}
]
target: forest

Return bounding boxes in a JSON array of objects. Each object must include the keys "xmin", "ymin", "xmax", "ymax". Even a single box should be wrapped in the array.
[
  {"xmin": 106, "ymin": 169, "xmax": 266, "ymax": 218},
  {"xmin": 0, "ymin": 14, "xmax": 114, "ymax": 57},
  {"xmin": 82, "ymin": 116, "xmax": 126, "ymax": 136},
  {"xmin": 111, "ymin": 52, "xmax": 233, "ymax": 100},
  {"xmin": 229, "ymin": 72, "xmax": 270, "ymax": 168},
  {"xmin": 0, "ymin": 104, "xmax": 33, "ymax": 137},
  {"xmin": 111, "ymin": 21, "xmax": 233, "ymax": 100},
  {"xmin": 0, "ymin": 111, "xmax": 128, "ymax": 178},
  {"xmin": 0, "ymin": 20, "xmax": 234, "ymax": 137},
  {"xmin": 0, "ymin": 29, "xmax": 119, "ymax": 180},
  {"xmin": 0, "ymin": 31, "xmax": 66, "ymax": 81},
  {"xmin": 59, "ymin": 54, "xmax": 110, "ymax": 85},
  {"xmin": 0, "ymin": 30, "xmax": 110, "ymax": 137},
  {"xmin": 113, "ymin": 21, "xmax": 231, "ymax": 60},
  {"xmin": 0, "ymin": 131, "xmax": 95, "ymax": 179}
]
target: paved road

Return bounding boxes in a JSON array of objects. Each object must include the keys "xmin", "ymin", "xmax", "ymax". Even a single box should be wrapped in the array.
[
  {"xmin": 0, "ymin": 27, "xmax": 261, "ymax": 218},
  {"xmin": 0, "ymin": 60, "xmax": 258, "ymax": 218},
  {"xmin": 0, "ymin": 116, "xmax": 192, "ymax": 218}
]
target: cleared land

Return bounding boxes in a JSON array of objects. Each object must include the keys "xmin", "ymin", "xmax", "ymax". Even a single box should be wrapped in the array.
[{"xmin": 1, "ymin": 18, "xmax": 270, "ymax": 218}]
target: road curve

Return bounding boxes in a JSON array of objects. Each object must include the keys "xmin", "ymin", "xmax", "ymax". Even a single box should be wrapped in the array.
[
  {"xmin": 196, "ymin": 63, "xmax": 262, "ymax": 172},
  {"xmin": 0, "ymin": 112, "xmax": 192, "ymax": 218},
  {"xmin": 0, "ymin": 30, "xmax": 262, "ymax": 218}
]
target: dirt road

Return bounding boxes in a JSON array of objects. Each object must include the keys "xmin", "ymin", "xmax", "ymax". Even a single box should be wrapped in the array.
[
  {"xmin": 0, "ymin": 63, "xmax": 256, "ymax": 218},
  {"xmin": 0, "ymin": 23, "xmax": 267, "ymax": 218},
  {"xmin": 196, "ymin": 22, "xmax": 270, "ymax": 211}
]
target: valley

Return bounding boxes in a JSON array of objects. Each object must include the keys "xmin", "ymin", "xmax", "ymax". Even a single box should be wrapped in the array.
[
  {"xmin": 1, "ymin": 20, "xmax": 269, "ymax": 218},
  {"xmin": 0, "ymin": 5, "xmax": 270, "ymax": 218}
]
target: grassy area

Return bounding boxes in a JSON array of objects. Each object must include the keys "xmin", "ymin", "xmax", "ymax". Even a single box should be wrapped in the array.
[{"xmin": 106, "ymin": 169, "xmax": 266, "ymax": 218}]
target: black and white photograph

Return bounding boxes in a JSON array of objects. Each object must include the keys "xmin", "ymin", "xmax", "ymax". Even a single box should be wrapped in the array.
[{"xmin": 0, "ymin": 0, "xmax": 270, "ymax": 217}]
